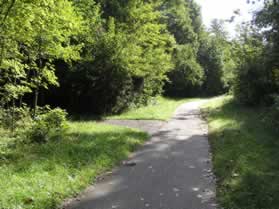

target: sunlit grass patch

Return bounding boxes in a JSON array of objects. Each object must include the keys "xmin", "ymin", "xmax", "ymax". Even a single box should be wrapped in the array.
[
  {"xmin": 0, "ymin": 122, "xmax": 148, "ymax": 209},
  {"xmin": 202, "ymin": 96, "xmax": 279, "ymax": 209},
  {"xmin": 107, "ymin": 96, "xmax": 197, "ymax": 121}
]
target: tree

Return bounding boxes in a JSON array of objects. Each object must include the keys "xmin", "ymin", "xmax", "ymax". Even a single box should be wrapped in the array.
[
  {"xmin": 26, "ymin": 0, "xmax": 82, "ymax": 115},
  {"xmin": 0, "ymin": 0, "xmax": 82, "ymax": 118},
  {"xmin": 233, "ymin": 23, "xmax": 270, "ymax": 104},
  {"xmin": 198, "ymin": 19, "xmax": 234, "ymax": 95},
  {"xmin": 255, "ymin": 0, "xmax": 279, "ymax": 92},
  {"xmin": 47, "ymin": 0, "xmax": 174, "ymax": 114},
  {"xmin": 163, "ymin": 0, "xmax": 204, "ymax": 97},
  {"xmin": 231, "ymin": 0, "xmax": 279, "ymax": 105},
  {"xmin": 0, "ymin": 0, "xmax": 30, "ymax": 107}
]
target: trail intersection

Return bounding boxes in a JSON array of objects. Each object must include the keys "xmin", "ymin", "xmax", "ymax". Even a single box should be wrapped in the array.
[{"xmin": 65, "ymin": 101, "xmax": 216, "ymax": 209}]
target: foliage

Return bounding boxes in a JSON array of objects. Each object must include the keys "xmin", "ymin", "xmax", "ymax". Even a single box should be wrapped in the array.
[
  {"xmin": 28, "ymin": 108, "xmax": 68, "ymax": 143},
  {"xmin": 0, "ymin": 0, "xmax": 82, "ymax": 113},
  {"xmin": 198, "ymin": 34, "xmax": 224, "ymax": 95},
  {"xmin": 265, "ymin": 94, "xmax": 279, "ymax": 130},
  {"xmin": 2, "ymin": 1, "xmax": 279, "ymax": 209},
  {"xmin": 0, "ymin": 105, "xmax": 32, "ymax": 133},
  {"xmin": 165, "ymin": 44, "xmax": 204, "ymax": 97},
  {"xmin": 199, "ymin": 20, "xmax": 236, "ymax": 96},
  {"xmin": 231, "ymin": 1, "xmax": 279, "ymax": 106},
  {"xmin": 0, "ymin": 105, "xmax": 68, "ymax": 144},
  {"xmin": 272, "ymin": 94, "xmax": 279, "ymax": 128},
  {"xmin": 234, "ymin": 57, "xmax": 270, "ymax": 105},
  {"xmin": 163, "ymin": 0, "xmax": 205, "ymax": 97},
  {"xmin": 46, "ymin": 0, "xmax": 174, "ymax": 114},
  {"xmin": 232, "ymin": 24, "xmax": 273, "ymax": 105},
  {"xmin": 255, "ymin": 0, "xmax": 279, "ymax": 72},
  {"xmin": 0, "ymin": 0, "xmax": 231, "ymax": 114}
]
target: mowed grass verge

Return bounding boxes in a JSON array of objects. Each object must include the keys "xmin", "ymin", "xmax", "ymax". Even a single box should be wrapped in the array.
[
  {"xmin": 202, "ymin": 96, "xmax": 279, "ymax": 209},
  {"xmin": 106, "ymin": 97, "xmax": 197, "ymax": 121},
  {"xmin": 0, "ymin": 122, "xmax": 148, "ymax": 209}
]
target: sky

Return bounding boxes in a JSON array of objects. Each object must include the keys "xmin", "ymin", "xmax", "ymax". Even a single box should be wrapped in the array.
[{"xmin": 195, "ymin": 0, "xmax": 263, "ymax": 36}]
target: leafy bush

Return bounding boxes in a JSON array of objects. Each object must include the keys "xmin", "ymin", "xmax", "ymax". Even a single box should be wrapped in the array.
[
  {"xmin": 0, "ymin": 108, "xmax": 15, "ymax": 130},
  {"xmin": 165, "ymin": 45, "xmax": 204, "ymax": 97},
  {"xmin": 265, "ymin": 94, "xmax": 279, "ymax": 130},
  {"xmin": 45, "ymin": 5, "xmax": 174, "ymax": 115},
  {"xmin": 0, "ymin": 106, "xmax": 32, "ymax": 133},
  {"xmin": 199, "ymin": 41, "xmax": 226, "ymax": 96},
  {"xmin": 233, "ymin": 59, "xmax": 272, "ymax": 105},
  {"xmin": 232, "ymin": 28, "xmax": 274, "ymax": 105},
  {"xmin": 0, "ymin": 106, "xmax": 69, "ymax": 144},
  {"xmin": 28, "ymin": 108, "xmax": 68, "ymax": 143},
  {"xmin": 273, "ymin": 95, "xmax": 279, "ymax": 128}
]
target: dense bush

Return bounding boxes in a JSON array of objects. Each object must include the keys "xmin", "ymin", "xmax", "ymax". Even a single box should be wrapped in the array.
[
  {"xmin": 44, "ymin": 2, "xmax": 174, "ymax": 114},
  {"xmin": 198, "ymin": 20, "xmax": 236, "ymax": 96},
  {"xmin": 28, "ymin": 108, "xmax": 68, "ymax": 143},
  {"xmin": 0, "ymin": 106, "xmax": 68, "ymax": 144},
  {"xmin": 273, "ymin": 95, "xmax": 279, "ymax": 128},
  {"xmin": 62, "ymin": 61, "xmax": 136, "ymax": 114},
  {"xmin": 232, "ymin": 23, "xmax": 276, "ymax": 105},
  {"xmin": 162, "ymin": 0, "xmax": 205, "ymax": 97},
  {"xmin": 232, "ymin": 1, "xmax": 279, "ymax": 108},
  {"xmin": 0, "ymin": 106, "xmax": 33, "ymax": 137},
  {"xmin": 165, "ymin": 45, "xmax": 204, "ymax": 97},
  {"xmin": 234, "ymin": 58, "xmax": 272, "ymax": 105},
  {"xmin": 199, "ymin": 38, "xmax": 225, "ymax": 96},
  {"xmin": 266, "ymin": 94, "xmax": 279, "ymax": 130}
]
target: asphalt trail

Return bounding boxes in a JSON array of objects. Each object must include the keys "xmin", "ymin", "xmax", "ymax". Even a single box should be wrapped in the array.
[{"xmin": 64, "ymin": 101, "xmax": 216, "ymax": 209}]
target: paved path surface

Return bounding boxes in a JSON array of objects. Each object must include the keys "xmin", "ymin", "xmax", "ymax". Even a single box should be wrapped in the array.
[
  {"xmin": 64, "ymin": 101, "xmax": 216, "ymax": 209},
  {"xmin": 103, "ymin": 120, "xmax": 166, "ymax": 136}
]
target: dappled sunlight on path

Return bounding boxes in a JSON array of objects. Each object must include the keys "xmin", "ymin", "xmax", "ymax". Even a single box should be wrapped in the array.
[{"xmin": 64, "ymin": 100, "xmax": 216, "ymax": 209}]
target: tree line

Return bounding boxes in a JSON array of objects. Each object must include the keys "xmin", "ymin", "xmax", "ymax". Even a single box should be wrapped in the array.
[
  {"xmin": 231, "ymin": 0, "xmax": 279, "ymax": 129},
  {"xmin": 0, "ymin": 0, "xmax": 235, "ymax": 116},
  {"xmin": 0, "ymin": 0, "xmax": 278, "ymax": 133}
]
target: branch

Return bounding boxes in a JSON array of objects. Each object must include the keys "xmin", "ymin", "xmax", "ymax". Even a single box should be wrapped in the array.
[{"xmin": 0, "ymin": 0, "xmax": 16, "ymax": 28}]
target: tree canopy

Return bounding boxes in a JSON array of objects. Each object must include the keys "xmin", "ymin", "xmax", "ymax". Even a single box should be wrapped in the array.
[{"xmin": 0, "ymin": 0, "xmax": 278, "ymax": 115}]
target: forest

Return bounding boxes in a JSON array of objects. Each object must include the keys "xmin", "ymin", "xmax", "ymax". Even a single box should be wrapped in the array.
[
  {"xmin": 0, "ymin": 0, "xmax": 279, "ymax": 208},
  {"xmin": 1, "ymin": 0, "xmax": 278, "ymax": 129}
]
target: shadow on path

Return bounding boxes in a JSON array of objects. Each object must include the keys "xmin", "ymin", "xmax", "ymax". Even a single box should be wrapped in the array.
[{"xmin": 64, "ymin": 101, "xmax": 216, "ymax": 209}]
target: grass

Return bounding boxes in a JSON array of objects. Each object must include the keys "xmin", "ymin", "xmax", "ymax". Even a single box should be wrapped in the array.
[
  {"xmin": 106, "ymin": 96, "xmax": 196, "ymax": 121},
  {"xmin": 202, "ymin": 96, "xmax": 279, "ymax": 209},
  {"xmin": 0, "ymin": 122, "xmax": 148, "ymax": 209},
  {"xmin": 0, "ymin": 96, "xmax": 194, "ymax": 208}
]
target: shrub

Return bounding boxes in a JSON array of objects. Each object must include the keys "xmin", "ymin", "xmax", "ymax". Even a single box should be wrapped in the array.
[
  {"xmin": 273, "ymin": 95, "xmax": 279, "ymax": 128},
  {"xmin": 165, "ymin": 45, "xmax": 204, "ymax": 97},
  {"xmin": 0, "ymin": 108, "xmax": 13, "ymax": 130},
  {"xmin": 28, "ymin": 108, "xmax": 68, "ymax": 143},
  {"xmin": 266, "ymin": 94, "xmax": 279, "ymax": 130},
  {"xmin": 233, "ymin": 57, "xmax": 273, "ymax": 105},
  {"xmin": 0, "ymin": 106, "xmax": 32, "ymax": 133}
]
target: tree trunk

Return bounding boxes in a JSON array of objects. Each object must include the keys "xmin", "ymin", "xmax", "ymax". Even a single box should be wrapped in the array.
[
  {"xmin": 33, "ymin": 56, "xmax": 42, "ymax": 117},
  {"xmin": 33, "ymin": 89, "xmax": 38, "ymax": 116},
  {"xmin": 11, "ymin": 98, "xmax": 15, "ymax": 134},
  {"xmin": 19, "ymin": 96, "xmax": 22, "ymax": 107}
]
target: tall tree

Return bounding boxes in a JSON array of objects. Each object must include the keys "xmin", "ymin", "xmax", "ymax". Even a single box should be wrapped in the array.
[
  {"xmin": 49, "ymin": 0, "xmax": 175, "ymax": 114},
  {"xmin": 255, "ymin": 0, "xmax": 279, "ymax": 92},
  {"xmin": 163, "ymin": 0, "xmax": 204, "ymax": 97},
  {"xmin": 0, "ymin": 0, "xmax": 82, "ymax": 115}
]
